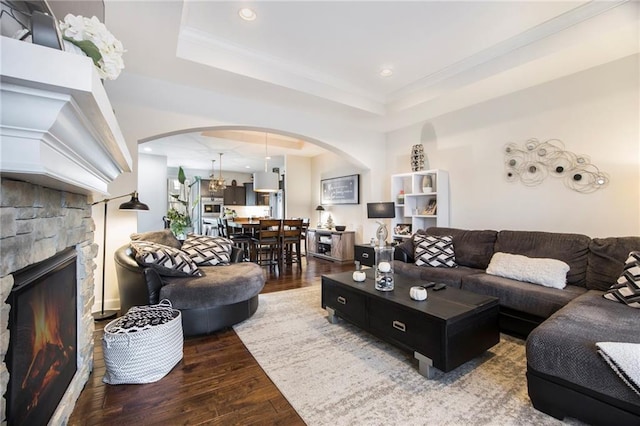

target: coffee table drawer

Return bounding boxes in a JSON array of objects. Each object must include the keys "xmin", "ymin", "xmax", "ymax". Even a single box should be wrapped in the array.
[
  {"xmin": 322, "ymin": 282, "xmax": 367, "ymax": 326},
  {"xmin": 369, "ymin": 299, "xmax": 443, "ymax": 366}
]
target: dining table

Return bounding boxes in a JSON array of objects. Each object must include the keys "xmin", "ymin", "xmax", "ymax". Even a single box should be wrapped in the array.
[{"xmin": 226, "ymin": 219, "xmax": 262, "ymax": 236}]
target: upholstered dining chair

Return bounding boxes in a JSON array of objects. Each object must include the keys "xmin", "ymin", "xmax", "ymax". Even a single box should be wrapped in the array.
[{"xmin": 251, "ymin": 219, "xmax": 282, "ymax": 272}]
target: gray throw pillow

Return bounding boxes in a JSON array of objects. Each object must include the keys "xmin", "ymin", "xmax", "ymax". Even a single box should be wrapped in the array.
[{"xmin": 130, "ymin": 229, "xmax": 182, "ymax": 249}]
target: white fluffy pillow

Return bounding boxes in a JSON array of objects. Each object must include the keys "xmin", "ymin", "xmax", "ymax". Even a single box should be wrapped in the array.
[{"xmin": 486, "ymin": 252, "xmax": 569, "ymax": 289}]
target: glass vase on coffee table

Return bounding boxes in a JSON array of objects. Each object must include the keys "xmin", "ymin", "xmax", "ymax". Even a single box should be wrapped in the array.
[{"xmin": 374, "ymin": 246, "xmax": 394, "ymax": 291}]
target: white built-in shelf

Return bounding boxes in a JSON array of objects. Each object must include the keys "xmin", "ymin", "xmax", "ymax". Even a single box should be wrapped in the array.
[{"xmin": 391, "ymin": 170, "xmax": 449, "ymax": 238}]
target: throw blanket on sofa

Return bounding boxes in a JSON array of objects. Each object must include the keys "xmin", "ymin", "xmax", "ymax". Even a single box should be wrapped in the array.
[{"xmin": 596, "ymin": 342, "xmax": 640, "ymax": 397}]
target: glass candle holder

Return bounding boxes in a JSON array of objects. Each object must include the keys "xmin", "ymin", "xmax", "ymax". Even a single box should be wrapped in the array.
[{"xmin": 374, "ymin": 246, "xmax": 395, "ymax": 291}]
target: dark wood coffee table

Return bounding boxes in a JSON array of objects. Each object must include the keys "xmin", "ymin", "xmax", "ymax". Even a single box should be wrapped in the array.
[{"xmin": 321, "ymin": 269, "xmax": 499, "ymax": 378}]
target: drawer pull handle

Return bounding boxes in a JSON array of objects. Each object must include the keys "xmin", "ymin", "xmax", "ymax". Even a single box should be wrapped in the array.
[
  {"xmin": 362, "ymin": 253, "xmax": 369, "ymax": 258},
  {"xmin": 337, "ymin": 296, "xmax": 347, "ymax": 305},
  {"xmin": 392, "ymin": 320, "xmax": 406, "ymax": 332}
]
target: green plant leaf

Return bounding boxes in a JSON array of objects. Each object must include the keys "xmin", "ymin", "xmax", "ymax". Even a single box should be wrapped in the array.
[
  {"xmin": 63, "ymin": 36, "xmax": 102, "ymax": 67},
  {"xmin": 178, "ymin": 166, "xmax": 186, "ymax": 185}
]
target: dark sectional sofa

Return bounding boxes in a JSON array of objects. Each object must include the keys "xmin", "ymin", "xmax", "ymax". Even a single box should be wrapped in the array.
[{"xmin": 393, "ymin": 227, "xmax": 640, "ymax": 425}]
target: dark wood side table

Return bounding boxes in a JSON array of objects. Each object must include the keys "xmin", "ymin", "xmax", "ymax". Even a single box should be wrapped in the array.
[{"xmin": 354, "ymin": 244, "xmax": 375, "ymax": 267}]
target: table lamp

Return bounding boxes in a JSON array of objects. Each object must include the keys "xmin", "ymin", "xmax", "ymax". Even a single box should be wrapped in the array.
[{"xmin": 315, "ymin": 205, "xmax": 325, "ymax": 228}]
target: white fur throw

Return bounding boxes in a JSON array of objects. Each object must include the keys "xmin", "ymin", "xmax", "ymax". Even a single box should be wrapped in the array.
[
  {"xmin": 596, "ymin": 342, "xmax": 640, "ymax": 397},
  {"xmin": 486, "ymin": 252, "xmax": 569, "ymax": 289}
]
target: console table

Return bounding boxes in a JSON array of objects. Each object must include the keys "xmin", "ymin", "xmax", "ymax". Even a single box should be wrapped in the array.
[{"xmin": 307, "ymin": 229, "xmax": 354, "ymax": 263}]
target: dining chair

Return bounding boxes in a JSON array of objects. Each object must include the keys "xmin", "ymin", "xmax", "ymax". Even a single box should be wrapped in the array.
[
  {"xmin": 251, "ymin": 219, "xmax": 282, "ymax": 272},
  {"xmin": 217, "ymin": 217, "xmax": 227, "ymax": 238},
  {"xmin": 224, "ymin": 218, "xmax": 252, "ymax": 261},
  {"xmin": 282, "ymin": 219, "xmax": 303, "ymax": 271},
  {"xmin": 300, "ymin": 218, "xmax": 310, "ymax": 263}
]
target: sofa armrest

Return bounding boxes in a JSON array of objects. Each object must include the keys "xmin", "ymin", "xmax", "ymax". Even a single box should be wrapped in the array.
[
  {"xmin": 143, "ymin": 267, "xmax": 165, "ymax": 305},
  {"xmin": 394, "ymin": 247, "xmax": 413, "ymax": 263}
]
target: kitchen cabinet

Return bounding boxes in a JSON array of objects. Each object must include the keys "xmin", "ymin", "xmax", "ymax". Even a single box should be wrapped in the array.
[
  {"xmin": 223, "ymin": 185, "xmax": 246, "ymax": 206},
  {"xmin": 244, "ymin": 183, "xmax": 270, "ymax": 206}
]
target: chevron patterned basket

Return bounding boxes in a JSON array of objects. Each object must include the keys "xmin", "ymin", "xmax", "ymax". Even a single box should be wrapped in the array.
[{"xmin": 102, "ymin": 300, "xmax": 183, "ymax": 384}]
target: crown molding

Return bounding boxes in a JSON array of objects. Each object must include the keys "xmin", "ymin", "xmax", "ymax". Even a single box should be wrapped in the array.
[
  {"xmin": 0, "ymin": 37, "xmax": 132, "ymax": 195},
  {"xmin": 176, "ymin": 26, "xmax": 386, "ymax": 115}
]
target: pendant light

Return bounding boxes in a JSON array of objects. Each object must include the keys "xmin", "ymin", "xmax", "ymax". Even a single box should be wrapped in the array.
[
  {"xmin": 208, "ymin": 159, "xmax": 217, "ymax": 193},
  {"xmin": 209, "ymin": 153, "xmax": 227, "ymax": 193},
  {"xmin": 253, "ymin": 133, "xmax": 279, "ymax": 192}
]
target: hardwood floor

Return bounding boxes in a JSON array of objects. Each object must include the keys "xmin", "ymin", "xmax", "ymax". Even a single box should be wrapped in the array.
[{"xmin": 69, "ymin": 258, "xmax": 354, "ymax": 425}]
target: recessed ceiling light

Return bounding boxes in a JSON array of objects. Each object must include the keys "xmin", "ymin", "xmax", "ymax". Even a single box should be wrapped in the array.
[
  {"xmin": 238, "ymin": 8, "xmax": 257, "ymax": 21},
  {"xmin": 379, "ymin": 68, "xmax": 393, "ymax": 78},
  {"xmin": 143, "ymin": 146, "xmax": 152, "ymax": 152}
]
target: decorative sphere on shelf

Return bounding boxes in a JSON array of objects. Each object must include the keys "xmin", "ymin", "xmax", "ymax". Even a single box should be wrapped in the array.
[
  {"xmin": 378, "ymin": 261, "xmax": 391, "ymax": 273},
  {"xmin": 352, "ymin": 271, "xmax": 366, "ymax": 282}
]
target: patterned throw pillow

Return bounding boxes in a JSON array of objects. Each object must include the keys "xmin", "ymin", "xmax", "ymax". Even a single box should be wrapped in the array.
[
  {"xmin": 181, "ymin": 235, "xmax": 233, "ymax": 266},
  {"xmin": 604, "ymin": 251, "xmax": 640, "ymax": 308},
  {"xmin": 130, "ymin": 241, "xmax": 201, "ymax": 277},
  {"xmin": 414, "ymin": 234, "xmax": 457, "ymax": 268}
]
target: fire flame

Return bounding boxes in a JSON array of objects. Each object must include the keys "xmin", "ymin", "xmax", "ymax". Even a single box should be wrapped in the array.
[{"xmin": 21, "ymin": 286, "xmax": 73, "ymax": 410}]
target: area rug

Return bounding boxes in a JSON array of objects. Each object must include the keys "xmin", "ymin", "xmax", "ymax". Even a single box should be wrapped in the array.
[{"xmin": 234, "ymin": 285, "xmax": 570, "ymax": 425}]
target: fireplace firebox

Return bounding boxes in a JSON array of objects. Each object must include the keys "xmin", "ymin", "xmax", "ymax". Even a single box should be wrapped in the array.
[{"xmin": 5, "ymin": 247, "xmax": 77, "ymax": 425}]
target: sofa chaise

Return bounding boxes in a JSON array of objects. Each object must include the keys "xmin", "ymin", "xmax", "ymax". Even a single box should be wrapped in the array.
[{"xmin": 393, "ymin": 227, "xmax": 639, "ymax": 425}]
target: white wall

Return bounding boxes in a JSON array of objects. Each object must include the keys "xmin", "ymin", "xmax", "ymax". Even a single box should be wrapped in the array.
[
  {"xmin": 91, "ymin": 138, "xmax": 139, "ymax": 314},
  {"xmin": 386, "ymin": 55, "xmax": 640, "ymax": 237},
  {"xmin": 138, "ymin": 154, "xmax": 168, "ymax": 233},
  {"xmin": 285, "ymin": 155, "xmax": 312, "ymax": 219},
  {"xmin": 311, "ymin": 152, "xmax": 381, "ymax": 245}
]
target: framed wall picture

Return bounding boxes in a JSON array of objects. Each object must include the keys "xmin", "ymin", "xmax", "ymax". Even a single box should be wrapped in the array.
[{"xmin": 321, "ymin": 174, "xmax": 359, "ymax": 205}]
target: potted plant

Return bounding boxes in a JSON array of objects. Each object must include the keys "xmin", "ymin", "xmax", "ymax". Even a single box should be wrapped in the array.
[{"xmin": 167, "ymin": 166, "xmax": 193, "ymax": 239}]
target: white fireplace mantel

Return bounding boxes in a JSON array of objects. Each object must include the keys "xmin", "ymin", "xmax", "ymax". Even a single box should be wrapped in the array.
[{"xmin": 0, "ymin": 36, "xmax": 132, "ymax": 195}]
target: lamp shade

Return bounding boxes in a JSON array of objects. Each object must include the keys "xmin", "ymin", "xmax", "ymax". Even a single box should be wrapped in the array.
[
  {"xmin": 118, "ymin": 192, "xmax": 149, "ymax": 211},
  {"xmin": 253, "ymin": 171, "xmax": 279, "ymax": 192},
  {"xmin": 315, "ymin": 205, "xmax": 325, "ymax": 211},
  {"xmin": 367, "ymin": 202, "xmax": 395, "ymax": 219}
]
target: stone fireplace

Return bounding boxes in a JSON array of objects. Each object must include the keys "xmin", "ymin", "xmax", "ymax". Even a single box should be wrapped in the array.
[
  {"xmin": 1, "ymin": 36, "xmax": 132, "ymax": 423},
  {"xmin": 0, "ymin": 179, "xmax": 97, "ymax": 424}
]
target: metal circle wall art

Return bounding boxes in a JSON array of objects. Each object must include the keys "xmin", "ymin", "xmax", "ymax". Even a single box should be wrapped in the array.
[{"xmin": 504, "ymin": 138, "xmax": 609, "ymax": 193}]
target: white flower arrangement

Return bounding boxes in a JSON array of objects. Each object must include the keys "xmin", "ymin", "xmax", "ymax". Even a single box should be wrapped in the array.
[{"xmin": 58, "ymin": 14, "xmax": 125, "ymax": 80}]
